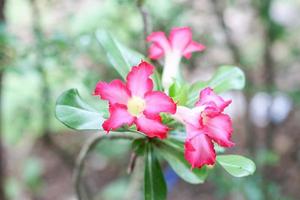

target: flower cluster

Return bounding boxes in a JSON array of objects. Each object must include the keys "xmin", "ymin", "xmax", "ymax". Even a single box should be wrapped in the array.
[
  {"xmin": 95, "ymin": 27, "xmax": 234, "ymax": 168},
  {"xmin": 174, "ymin": 88, "xmax": 234, "ymax": 168}
]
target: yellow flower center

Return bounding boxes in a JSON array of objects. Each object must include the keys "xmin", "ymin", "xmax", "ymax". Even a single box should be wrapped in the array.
[{"xmin": 127, "ymin": 96, "xmax": 146, "ymax": 117}]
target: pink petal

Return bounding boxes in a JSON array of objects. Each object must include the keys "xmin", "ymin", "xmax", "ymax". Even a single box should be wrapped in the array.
[
  {"xmin": 204, "ymin": 113, "xmax": 234, "ymax": 147},
  {"xmin": 102, "ymin": 104, "xmax": 135, "ymax": 132},
  {"xmin": 183, "ymin": 41, "xmax": 206, "ymax": 59},
  {"xmin": 148, "ymin": 43, "xmax": 164, "ymax": 59},
  {"xmin": 147, "ymin": 31, "xmax": 171, "ymax": 53},
  {"xmin": 135, "ymin": 115, "xmax": 169, "ymax": 139},
  {"xmin": 126, "ymin": 61, "xmax": 154, "ymax": 97},
  {"xmin": 94, "ymin": 79, "xmax": 131, "ymax": 105},
  {"xmin": 144, "ymin": 91, "xmax": 176, "ymax": 118},
  {"xmin": 169, "ymin": 27, "xmax": 192, "ymax": 53},
  {"xmin": 174, "ymin": 106, "xmax": 202, "ymax": 129},
  {"xmin": 196, "ymin": 87, "xmax": 231, "ymax": 113},
  {"xmin": 184, "ymin": 128, "xmax": 216, "ymax": 168}
]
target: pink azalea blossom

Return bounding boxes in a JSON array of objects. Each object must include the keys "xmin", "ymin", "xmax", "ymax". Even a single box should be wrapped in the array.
[
  {"xmin": 94, "ymin": 61, "xmax": 177, "ymax": 139},
  {"xmin": 174, "ymin": 87, "xmax": 234, "ymax": 168},
  {"xmin": 147, "ymin": 27, "xmax": 206, "ymax": 89}
]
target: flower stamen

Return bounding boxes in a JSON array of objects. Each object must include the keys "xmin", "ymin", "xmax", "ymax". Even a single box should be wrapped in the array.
[{"xmin": 127, "ymin": 96, "xmax": 146, "ymax": 117}]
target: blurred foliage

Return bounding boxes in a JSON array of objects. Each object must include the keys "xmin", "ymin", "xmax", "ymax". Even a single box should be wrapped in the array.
[{"xmin": 22, "ymin": 158, "xmax": 43, "ymax": 193}]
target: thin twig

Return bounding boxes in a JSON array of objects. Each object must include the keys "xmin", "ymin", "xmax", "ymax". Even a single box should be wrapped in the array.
[
  {"xmin": 124, "ymin": 158, "xmax": 144, "ymax": 200},
  {"xmin": 211, "ymin": 0, "xmax": 241, "ymax": 64},
  {"xmin": 73, "ymin": 132, "xmax": 136, "ymax": 200},
  {"xmin": 127, "ymin": 152, "xmax": 138, "ymax": 174},
  {"xmin": 210, "ymin": 0, "xmax": 257, "ymax": 155},
  {"xmin": 0, "ymin": 0, "xmax": 6, "ymax": 199},
  {"xmin": 30, "ymin": 0, "xmax": 52, "ymax": 139},
  {"xmin": 30, "ymin": 0, "xmax": 75, "ymax": 169},
  {"xmin": 252, "ymin": 1, "xmax": 277, "ymax": 198},
  {"xmin": 137, "ymin": 0, "xmax": 151, "ymax": 52}
]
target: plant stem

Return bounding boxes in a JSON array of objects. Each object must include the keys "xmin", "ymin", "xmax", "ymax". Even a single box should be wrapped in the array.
[
  {"xmin": 124, "ymin": 157, "xmax": 144, "ymax": 200},
  {"xmin": 30, "ymin": 0, "xmax": 51, "ymax": 139},
  {"xmin": 0, "ymin": 0, "xmax": 6, "ymax": 199},
  {"xmin": 210, "ymin": 0, "xmax": 256, "ymax": 155},
  {"xmin": 259, "ymin": 1, "xmax": 276, "ymax": 151},
  {"xmin": 253, "ymin": 1, "xmax": 277, "ymax": 199},
  {"xmin": 137, "ymin": 0, "xmax": 151, "ymax": 53},
  {"xmin": 127, "ymin": 152, "xmax": 138, "ymax": 174},
  {"xmin": 29, "ymin": 0, "xmax": 74, "ymax": 168},
  {"xmin": 0, "ymin": 71, "xmax": 5, "ymax": 200},
  {"xmin": 211, "ymin": 0, "xmax": 241, "ymax": 64},
  {"xmin": 73, "ymin": 133, "xmax": 136, "ymax": 200}
]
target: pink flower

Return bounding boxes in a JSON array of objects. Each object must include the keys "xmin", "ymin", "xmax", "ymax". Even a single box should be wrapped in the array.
[
  {"xmin": 94, "ymin": 61, "xmax": 177, "ymax": 139},
  {"xmin": 174, "ymin": 88, "xmax": 234, "ymax": 168},
  {"xmin": 147, "ymin": 27, "xmax": 205, "ymax": 89}
]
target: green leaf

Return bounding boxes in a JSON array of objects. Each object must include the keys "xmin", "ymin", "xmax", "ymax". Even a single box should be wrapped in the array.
[
  {"xmin": 216, "ymin": 155, "xmax": 256, "ymax": 177},
  {"xmin": 95, "ymin": 30, "xmax": 161, "ymax": 90},
  {"xmin": 152, "ymin": 69, "xmax": 162, "ymax": 91},
  {"xmin": 55, "ymin": 89, "xmax": 105, "ymax": 130},
  {"xmin": 154, "ymin": 139, "xmax": 208, "ymax": 184},
  {"xmin": 214, "ymin": 143, "xmax": 225, "ymax": 153},
  {"xmin": 144, "ymin": 142, "xmax": 167, "ymax": 200},
  {"xmin": 169, "ymin": 81, "xmax": 190, "ymax": 105},
  {"xmin": 188, "ymin": 66, "xmax": 245, "ymax": 105},
  {"xmin": 132, "ymin": 138, "xmax": 146, "ymax": 156},
  {"xmin": 208, "ymin": 66, "xmax": 245, "ymax": 93},
  {"xmin": 95, "ymin": 30, "xmax": 144, "ymax": 78}
]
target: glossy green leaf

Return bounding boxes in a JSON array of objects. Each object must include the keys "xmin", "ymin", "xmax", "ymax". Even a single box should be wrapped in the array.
[
  {"xmin": 208, "ymin": 66, "xmax": 245, "ymax": 93},
  {"xmin": 132, "ymin": 138, "xmax": 146, "ymax": 156},
  {"xmin": 144, "ymin": 142, "xmax": 167, "ymax": 200},
  {"xmin": 95, "ymin": 30, "xmax": 161, "ymax": 90},
  {"xmin": 216, "ymin": 155, "xmax": 256, "ymax": 177},
  {"xmin": 154, "ymin": 139, "xmax": 208, "ymax": 184},
  {"xmin": 152, "ymin": 69, "xmax": 162, "ymax": 91},
  {"xmin": 214, "ymin": 143, "xmax": 225, "ymax": 153},
  {"xmin": 55, "ymin": 89, "xmax": 105, "ymax": 130},
  {"xmin": 96, "ymin": 30, "xmax": 140, "ymax": 79},
  {"xmin": 188, "ymin": 66, "xmax": 245, "ymax": 105},
  {"xmin": 169, "ymin": 81, "xmax": 190, "ymax": 105}
]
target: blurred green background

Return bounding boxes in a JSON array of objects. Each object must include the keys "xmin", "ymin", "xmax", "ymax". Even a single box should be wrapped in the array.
[{"xmin": 0, "ymin": 0, "xmax": 300, "ymax": 199}]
